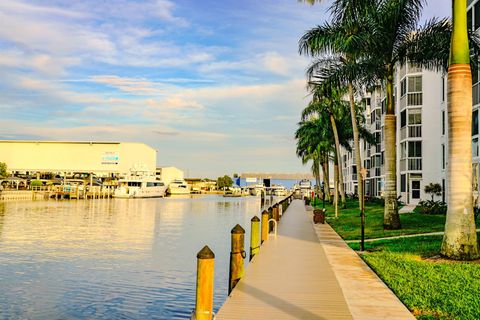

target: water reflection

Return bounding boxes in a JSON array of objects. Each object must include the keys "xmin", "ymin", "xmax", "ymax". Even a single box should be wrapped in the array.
[{"xmin": 0, "ymin": 195, "xmax": 267, "ymax": 319}]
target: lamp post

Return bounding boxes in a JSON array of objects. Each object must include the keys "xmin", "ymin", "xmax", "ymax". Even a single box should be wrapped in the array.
[
  {"xmin": 359, "ymin": 168, "xmax": 367, "ymax": 251},
  {"xmin": 321, "ymin": 181, "xmax": 325, "ymax": 209}
]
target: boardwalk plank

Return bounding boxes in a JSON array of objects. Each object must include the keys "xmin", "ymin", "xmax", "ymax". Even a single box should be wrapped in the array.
[{"xmin": 216, "ymin": 200, "xmax": 353, "ymax": 320}]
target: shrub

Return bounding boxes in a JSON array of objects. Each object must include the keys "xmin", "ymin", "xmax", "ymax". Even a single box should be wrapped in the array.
[
  {"xmin": 30, "ymin": 180, "xmax": 43, "ymax": 187},
  {"xmin": 415, "ymin": 200, "xmax": 447, "ymax": 215}
]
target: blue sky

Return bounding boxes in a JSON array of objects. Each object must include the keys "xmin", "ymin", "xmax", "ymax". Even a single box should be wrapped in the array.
[{"xmin": 0, "ymin": 0, "xmax": 450, "ymax": 177}]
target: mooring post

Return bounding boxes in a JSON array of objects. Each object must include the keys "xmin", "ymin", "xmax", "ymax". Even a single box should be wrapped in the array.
[
  {"xmin": 273, "ymin": 204, "xmax": 279, "ymax": 222},
  {"xmin": 229, "ymin": 224, "xmax": 245, "ymax": 294},
  {"xmin": 195, "ymin": 245, "xmax": 215, "ymax": 320},
  {"xmin": 261, "ymin": 210, "xmax": 269, "ymax": 244},
  {"xmin": 250, "ymin": 216, "xmax": 260, "ymax": 261}
]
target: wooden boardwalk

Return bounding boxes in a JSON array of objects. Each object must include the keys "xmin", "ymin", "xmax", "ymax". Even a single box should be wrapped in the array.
[{"xmin": 216, "ymin": 200, "xmax": 353, "ymax": 320}]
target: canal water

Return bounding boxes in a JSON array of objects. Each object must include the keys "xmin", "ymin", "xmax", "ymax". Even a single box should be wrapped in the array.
[{"xmin": 0, "ymin": 195, "xmax": 276, "ymax": 319}]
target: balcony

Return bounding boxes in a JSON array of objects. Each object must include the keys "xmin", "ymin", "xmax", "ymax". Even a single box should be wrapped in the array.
[
  {"xmin": 408, "ymin": 158, "xmax": 422, "ymax": 171},
  {"xmin": 407, "ymin": 93, "xmax": 422, "ymax": 106},
  {"xmin": 400, "ymin": 157, "xmax": 422, "ymax": 171},
  {"xmin": 408, "ymin": 125, "xmax": 422, "ymax": 138}
]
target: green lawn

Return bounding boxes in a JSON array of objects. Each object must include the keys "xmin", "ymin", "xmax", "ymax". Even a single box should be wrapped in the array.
[
  {"xmin": 349, "ymin": 236, "xmax": 480, "ymax": 320},
  {"xmin": 312, "ymin": 198, "xmax": 479, "ymax": 240}
]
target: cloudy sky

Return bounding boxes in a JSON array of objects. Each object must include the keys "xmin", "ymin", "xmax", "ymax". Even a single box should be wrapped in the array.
[{"xmin": 0, "ymin": 0, "xmax": 450, "ymax": 177}]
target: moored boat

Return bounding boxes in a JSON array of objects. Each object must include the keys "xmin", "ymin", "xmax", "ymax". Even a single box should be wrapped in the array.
[
  {"xmin": 114, "ymin": 176, "xmax": 167, "ymax": 198},
  {"xmin": 167, "ymin": 179, "xmax": 191, "ymax": 195}
]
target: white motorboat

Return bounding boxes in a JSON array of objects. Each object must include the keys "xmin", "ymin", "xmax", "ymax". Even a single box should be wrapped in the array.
[
  {"xmin": 167, "ymin": 179, "xmax": 191, "ymax": 195},
  {"xmin": 299, "ymin": 179, "xmax": 312, "ymax": 197},
  {"xmin": 224, "ymin": 184, "xmax": 242, "ymax": 197},
  {"xmin": 248, "ymin": 184, "xmax": 265, "ymax": 196},
  {"xmin": 272, "ymin": 185, "xmax": 288, "ymax": 196},
  {"xmin": 114, "ymin": 176, "xmax": 167, "ymax": 198}
]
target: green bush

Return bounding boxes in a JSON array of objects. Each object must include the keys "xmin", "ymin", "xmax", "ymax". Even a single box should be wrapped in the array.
[
  {"xmin": 415, "ymin": 200, "xmax": 447, "ymax": 215},
  {"xmin": 30, "ymin": 180, "xmax": 43, "ymax": 187}
]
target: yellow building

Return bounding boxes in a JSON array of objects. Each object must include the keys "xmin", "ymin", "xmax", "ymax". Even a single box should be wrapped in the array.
[{"xmin": 0, "ymin": 140, "xmax": 157, "ymax": 177}]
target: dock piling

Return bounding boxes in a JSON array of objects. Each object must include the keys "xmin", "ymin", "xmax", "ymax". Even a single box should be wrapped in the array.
[
  {"xmin": 195, "ymin": 246, "xmax": 215, "ymax": 320},
  {"xmin": 249, "ymin": 216, "xmax": 260, "ymax": 261},
  {"xmin": 261, "ymin": 210, "xmax": 269, "ymax": 244},
  {"xmin": 228, "ymin": 224, "xmax": 245, "ymax": 295}
]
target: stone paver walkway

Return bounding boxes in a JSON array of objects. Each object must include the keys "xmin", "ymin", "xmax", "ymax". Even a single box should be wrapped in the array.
[
  {"xmin": 345, "ymin": 228, "xmax": 480, "ymax": 243},
  {"xmin": 311, "ymin": 218, "xmax": 415, "ymax": 320}
]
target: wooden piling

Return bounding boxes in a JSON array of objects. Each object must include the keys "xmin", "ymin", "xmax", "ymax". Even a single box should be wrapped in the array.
[
  {"xmin": 229, "ymin": 224, "xmax": 245, "ymax": 295},
  {"xmin": 195, "ymin": 245, "xmax": 215, "ymax": 320},
  {"xmin": 250, "ymin": 216, "xmax": 260, "ymax": 261},
  {"xmin": 261, "ymin": 210, "xmax": 269, "ymax": 244},
  {"xmin": 272, "ymin": 204, "xmax": 279, "ymax": 222}
]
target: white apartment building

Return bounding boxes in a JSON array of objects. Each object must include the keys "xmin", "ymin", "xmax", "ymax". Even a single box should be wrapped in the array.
[{"xmin": 339, "ymin": 1, "xmax": 480, "ymax": 206}]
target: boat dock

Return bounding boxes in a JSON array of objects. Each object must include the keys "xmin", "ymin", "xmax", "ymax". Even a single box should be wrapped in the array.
[{"xmin": 214, "ymin": 199, "xmax": 414, "ymax": 319}]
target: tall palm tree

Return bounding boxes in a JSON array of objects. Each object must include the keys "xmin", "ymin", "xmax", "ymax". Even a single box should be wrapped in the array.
[
  {"xmin": 439, "ymin": 0, "xmax": 480, "ymax": 260},
  {"xmin": 302, "ymin": 86, "xmax": 351, "ymax": 208},
  {"xmin": 299, "ymin": 1, "xmax": 374, "ymax": 215},
  {"xmin": 295, "ymin": 117, "xmax": 333, "ymax": 201},
  {"xmin": 303, "ymin": 0, "xmax": 454, "ymax": 230}
]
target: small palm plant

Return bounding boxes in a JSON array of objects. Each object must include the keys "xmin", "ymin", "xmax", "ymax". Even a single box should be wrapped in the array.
[{"xmin": 424, "ymin": 183, "xmax": 442, "ymax": 201}]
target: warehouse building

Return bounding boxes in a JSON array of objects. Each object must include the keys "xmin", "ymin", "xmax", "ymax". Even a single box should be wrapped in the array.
[{"xmin": 0, "ymin": 140, "xmax": 157, "ymax": 177}]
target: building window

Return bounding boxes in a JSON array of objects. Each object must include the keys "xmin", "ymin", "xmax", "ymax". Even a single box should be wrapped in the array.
[
  {"xmin": 408, "ymin": 110, "xmax": 422, "ymax": 125},
  {"xmin": 442, "ymin": 77, "xmax": 445, "ymax": 101},
  {"xmin": 408, "ymin": 76, "xmax": 422, "ymax": 93},
  {"xmin": 401, "ymin": 142, "xmax": 407, "ymax": 159},
  {"xmin": 442, "ymin": 110, "xmax": 445, "ymax": 135},
  {"xmin": 400, "ymin": 78, "xmax": 407, "ymax": 97},
  {"xmin": 473, "ymin": 110, "xmax": 479, "ymax": 136},
  {"xmin": 475, "ymin": 1, "xmax": 480, "ymax": 31},
  {"xmin": 442, "ymin": 144, "xmax": 445, "ymax": 169},
  {"xmin": 412, "ymin": 180, "xmax": 421, "ymax": 199},
  {"xmin": 408, "ymin": 141, "xmax": 422, "ymax": 157},
  {"xmin": 468, "ymin": 8, "xmax": 473, "ymax": 31},
  {"xmin": 400, "ymin": 174, "xmax": 406, "ymax": 192},
  {"xmin": 442, "ymin": 179, "xmax": 445, "ymax": 202},
  {"xmin": 401, "ymin": 110, "xmax": 407, "ymax": 128},
  {"xmin": 473, "ymin": 138, "xmax": 479, "ymax": 157}
]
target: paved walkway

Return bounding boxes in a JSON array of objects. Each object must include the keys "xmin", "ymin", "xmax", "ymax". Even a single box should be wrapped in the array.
[
  {"xmin": 310, "ymin": 219, "xmax": 415, "ymax": 320},
  {"xmin": 345, "ymin": 228, "xmax": 480, "ymax": 243},
  {"xmin": 217, "ymin": 200, "xmax": 415, "ymax": 319},
  {"xmin": 216, "ymin": 199, "xmax": 352, "ymax": 319}
]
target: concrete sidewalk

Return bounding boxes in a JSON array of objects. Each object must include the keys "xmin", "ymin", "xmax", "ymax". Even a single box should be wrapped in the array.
[{"xmin": 311, "ymin": 218, "xmax": 415, "ymax": 320}]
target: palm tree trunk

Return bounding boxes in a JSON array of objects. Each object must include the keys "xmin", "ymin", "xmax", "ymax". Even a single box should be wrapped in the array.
[
  {"xmin": 313, "ymin": 156, "xmax": 322, "ymax": 198},
  {"xmin": 383, "ymin": 67, "xmax": 401, "ymax": 229},
  {"xmin": 349, "ymin": 82, "xmax": 363, "ymax": 212},
  {"xmin": 441, "ymin": 0, "xmax": 479, "ymax": 260},
  {"xmin": 329, "ymin": 113, "xmax": 346, "ymax": 208},
  {"xmin": 322, "ymin": 160, "xmax": 330, "ymax": 201},
  {"xmin": 334, "ymin": 158, "xmax": 339, "ymax": 218}
]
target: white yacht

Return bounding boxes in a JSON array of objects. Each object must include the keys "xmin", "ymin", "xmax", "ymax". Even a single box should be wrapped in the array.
[
  {"xmin": 248, "ymin": 184, "xmax": 265, "ymax": 196},
  {"xmin": 299, "ymin": 179, "xmax": 312, "ymax": 196},
  {"xmin": 114, "ymin": 176, "xmax": 167, "ymax": 198},
  {"xmin": 224, "ymin": 184, "xmax": 242, "ymax": 197},
  {"xmin": 272, "ymin": 185, "xmax": 288, "ymax": 196},
  {"xmin": 167, "ymin": 179, "xmax": 191, "ymax": 195}
]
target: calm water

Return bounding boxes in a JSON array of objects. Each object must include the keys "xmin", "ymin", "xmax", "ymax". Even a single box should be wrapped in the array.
[{"xmin": 0, "ymin": 195, "xmax": 275, "ymax": 319}]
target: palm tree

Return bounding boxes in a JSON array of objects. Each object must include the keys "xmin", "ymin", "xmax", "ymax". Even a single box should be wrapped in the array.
[
  {"xmin": 299, "ymin": 1, "xmax": 374, "ymax": 215},
  {"xmin": 295, "ymin": 117, "xmax": 333, "ymax": 201},
  {"xmin": 302, "ymin": 86, "xmax": 351, "ymax": 208},
  {"xmin": 440, "ymin": 0, "xmax": 480, "ymax": 260}
]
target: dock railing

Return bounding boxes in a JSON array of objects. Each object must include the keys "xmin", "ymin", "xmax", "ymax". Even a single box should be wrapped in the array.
[{"xmin": 191, "ymin": 193, "xmax": 294, "ymax": 320}]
